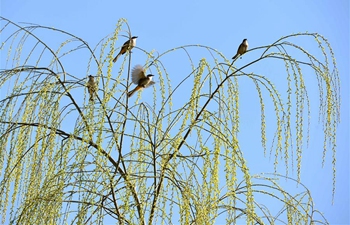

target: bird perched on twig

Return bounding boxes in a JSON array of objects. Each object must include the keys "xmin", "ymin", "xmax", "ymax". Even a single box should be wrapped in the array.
[
  {"xmin": 232, "ymin": 39, "xmax": 248, "ymax": 59},
  {"xmin": 113, "ymin": 36, "xmax": 138, "ymax": 63},
  {"xmin": 87, "ymin": 75, "xmax": 97, "ymax": 101},
  {"xmin": 127, "ymin": 65, "xmax": 155, "ymax": 98}
]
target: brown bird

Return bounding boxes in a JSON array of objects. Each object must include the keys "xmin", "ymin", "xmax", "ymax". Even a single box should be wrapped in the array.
[
  {"xmin": 87, "ymin": 75, "xmax": 97, "ymax": 101},
  {"xmin": 127, "ymin": 65, "xmax": 155, "ymax": 98},
  {"xmin": 232, "ymin": 39, "xmax": 248, "ymax": 59},
  {"xmin": 113, "ymin": 36, "xmax": 138, "ymax": 63}
]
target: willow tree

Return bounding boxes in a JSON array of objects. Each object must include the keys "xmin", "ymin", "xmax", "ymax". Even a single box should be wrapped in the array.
[{"xmin": 0, "ymin": 17, "xmax": 340, "ymax": 225}]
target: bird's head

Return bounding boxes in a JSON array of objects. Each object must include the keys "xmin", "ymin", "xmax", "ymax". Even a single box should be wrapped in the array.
[
  {"xmin": 147, "ymin": 74, "xmax": 154, "ymax": 80},
  {"xmin": 131, "ymin": 36, "xmax": 138, "ymax": 39},
  {"xmin": 88, "ymin": 75, "xmax": 94, "ymax": 78},
  {"xmin": 243, "ymin": 38, "xmax": 247, "ymax": 42}
]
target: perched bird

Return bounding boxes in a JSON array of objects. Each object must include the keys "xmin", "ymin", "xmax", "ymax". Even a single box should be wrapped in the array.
[
  {"xmin": 127, "ymin": 65, "xmax": 155, "ymax": 97},
  {"xmin": 87, "ymin": 75, "xmax": 97, "ymax": 101},
  {"xmin": 232, "ymin": 39, "xmax": 248, "ymax": 59},
  {"xmin": 113, "ymin": 36, "xmax": 138, "ymax": 63}
]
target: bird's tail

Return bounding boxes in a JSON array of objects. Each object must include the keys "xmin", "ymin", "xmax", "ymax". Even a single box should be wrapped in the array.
[
  {"xmin": 232, "ymin": 53, "xmax": 239, "ymax": 60},
  {"xmin": 113, "ymin": 53, "xmax": 121, "ymax": 63},
  {"xmin": 127, "ymin": 86, "xmax": 142, "ymax": 98},
  {"xmin": 88, "ymin": 89, "xmax": 94, "ymax": 101}
]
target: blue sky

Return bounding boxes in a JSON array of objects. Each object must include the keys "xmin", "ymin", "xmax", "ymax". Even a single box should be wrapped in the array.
[{"xmin": 1, "ymin": 0, "xmax": 349, "ymax": 224}]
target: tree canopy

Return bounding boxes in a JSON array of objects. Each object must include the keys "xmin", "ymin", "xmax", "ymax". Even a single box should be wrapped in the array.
[{"xmin": 0, "ymin": 17, "xmax": 340, "ymax": 224}]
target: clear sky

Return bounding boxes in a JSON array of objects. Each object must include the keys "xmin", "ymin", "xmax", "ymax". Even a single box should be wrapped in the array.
[{"xmin": 1, "ymin": 0, "xmax": 349, "ymax": 224}]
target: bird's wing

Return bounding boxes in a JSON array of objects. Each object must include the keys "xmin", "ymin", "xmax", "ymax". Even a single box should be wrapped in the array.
[
  {"xmin": 144, "ymin": 81, "xmax": 155, "ymax": 88},
  {"xmin": 131, "ymin": 65, "xmax": 146, "ymax": 84},
  {"xmin": 238, "ymin": 43, "xmax": 243, "ymax": 53},
  {"xmin": 122, "ymin": 39, "xmax": 131, "ymax": 47}
]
